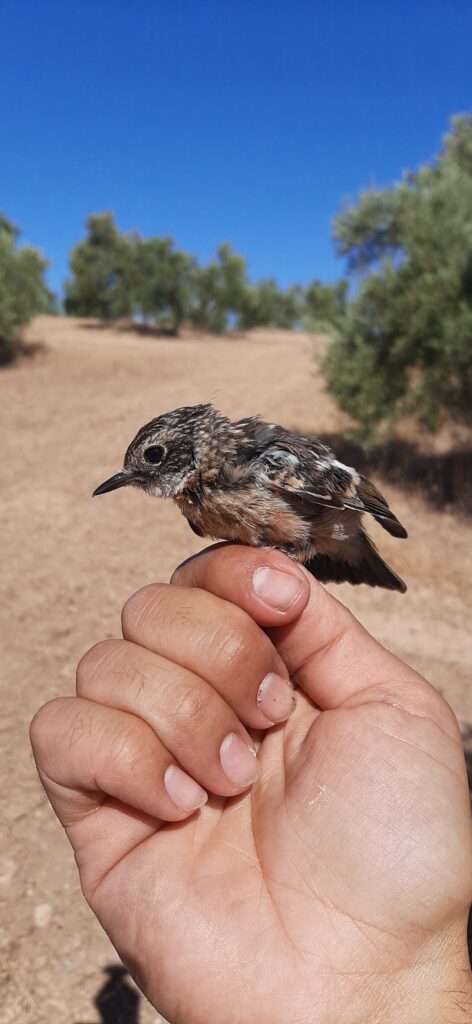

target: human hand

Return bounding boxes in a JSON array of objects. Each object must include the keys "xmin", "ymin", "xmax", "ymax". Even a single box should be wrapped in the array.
[{"xmin": 30, "ymin": 546, "xmax": 472, "ymax": 1024}]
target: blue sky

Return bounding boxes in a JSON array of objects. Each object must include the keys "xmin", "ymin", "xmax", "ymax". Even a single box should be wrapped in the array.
[{"xmin": 1, "ymin": 0, "xmax": 471, "ymax": 297}]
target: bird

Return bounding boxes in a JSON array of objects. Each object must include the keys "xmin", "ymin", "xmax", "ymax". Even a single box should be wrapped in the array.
[{"xmin": 93, "ymin": 403, "xmax": 408, "ymax": 592}]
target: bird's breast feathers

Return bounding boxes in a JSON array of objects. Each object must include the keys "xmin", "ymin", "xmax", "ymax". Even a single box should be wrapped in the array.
[{"xmin": 176, "ymin": 474, "xmax": 313, "ymax": 554}]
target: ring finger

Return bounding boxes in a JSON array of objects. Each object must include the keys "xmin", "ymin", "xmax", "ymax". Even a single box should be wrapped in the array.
[
  {"xmin": 30, "ymin": 695, "xmax": 209, "ymax": 826},
  {"xmin": 77, "ymin": 638, "xmax": 264, "ymax": 797}
]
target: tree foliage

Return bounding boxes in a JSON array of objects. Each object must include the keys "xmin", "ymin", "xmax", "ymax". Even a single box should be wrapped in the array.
[
  {"xmin": 190, "ymin": 244, "xmax": 247, "ymax": 333},
  {"xmin": 64, "ymin": 213, "xmax": 132, "ymax": 321},
  {"xmin": 303, "ymin": 278, "xmax": 347, "ymax": 332},
  {"xmin": 0, "ymin": 214, "xmax": 52, "ymax": 365},
  {"xmin": 324, "ymin": 115, "xmax": 472, "ymax": 440},
  {"xmin": 64, "ymin": 214, "xmax": 341, "ymax": 336},
  {"xmin": 131, "ymin": 236, "xmax": 196, "ymax": 332}
]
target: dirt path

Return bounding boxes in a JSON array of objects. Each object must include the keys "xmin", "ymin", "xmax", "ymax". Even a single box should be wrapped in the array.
[{"xmin": 1, "ymin": 316, "xmax": 471, "ymax": 1022}]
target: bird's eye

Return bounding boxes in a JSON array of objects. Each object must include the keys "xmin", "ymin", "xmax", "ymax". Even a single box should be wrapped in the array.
[{"xmin": 144, "ymin": 445, "xmax": 165, "ymax": 464}]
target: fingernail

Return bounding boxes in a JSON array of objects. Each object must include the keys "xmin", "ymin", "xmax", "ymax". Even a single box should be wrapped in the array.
[
  {"xmin": 252, "ymin": 567, "xmax": 305, "ymax": 611},
  {"xmin": 257, "ymin": 672, "xmax": 296, "ymax": 723},
  {"xmin": 164, "ymin": 765, "xmax": 208, "ymax": 814},
  {"xmin": 220, "ymin": 733, "xmax": 259, "ymax": 788}
]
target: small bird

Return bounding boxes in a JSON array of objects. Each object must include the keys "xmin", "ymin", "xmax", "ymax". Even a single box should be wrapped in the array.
[{"xmin": 93, "ymin": 403, "xmax": 408, "ymax": 592}]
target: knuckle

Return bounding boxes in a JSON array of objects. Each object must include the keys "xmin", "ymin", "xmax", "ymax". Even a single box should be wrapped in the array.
[
  {"xmin": 171, "ymin": 679, "xmax": 216, "ymax": 730},
  {"xmin": 110, "ymin": 720, "xmax": 144, "ymax": 775},
  {"xmin": 207, "ymin": 608, "xmax": 255, "ymax": 677},
  {"xmin": 121, "ymin": 582, "xmax": 167, "ymax": 638},
  {"xmin": 76, "ymin": 639, "xmax": 122, "ymax": 695}
]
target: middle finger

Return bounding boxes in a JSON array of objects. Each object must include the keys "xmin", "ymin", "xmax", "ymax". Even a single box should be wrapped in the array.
[{"xmin": 121, "ymin": 582, "xmax": 294, "ymax": 727}]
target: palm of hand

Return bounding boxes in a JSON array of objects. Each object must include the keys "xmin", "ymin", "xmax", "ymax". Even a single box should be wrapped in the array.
[{"xmin": 82, "ymin": 692, "xmax": 470, "ymax": 1024}]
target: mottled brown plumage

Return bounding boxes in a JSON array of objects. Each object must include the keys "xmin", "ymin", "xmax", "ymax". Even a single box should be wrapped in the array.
[{"xmin": 93, "ymin": 403, "xmax": 408, "ymax": 592}]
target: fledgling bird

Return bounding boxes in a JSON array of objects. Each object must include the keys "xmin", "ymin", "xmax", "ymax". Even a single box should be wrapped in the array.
[{"xmin": 93, "ymin": 403, "xmax": 408, "ymax": 592}]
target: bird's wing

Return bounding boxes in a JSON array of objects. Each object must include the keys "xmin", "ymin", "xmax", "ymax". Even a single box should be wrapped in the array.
[
  {"xmin": 351, "ymin": 475, "xmax": 407, "ymax": 537},
  {"xmin": 248, "ymin": 432, "xmax": 407, "ymax": 537},
  {"xmin": 249, "ymin": 434, "xmax": 348, "ymax": 511}
]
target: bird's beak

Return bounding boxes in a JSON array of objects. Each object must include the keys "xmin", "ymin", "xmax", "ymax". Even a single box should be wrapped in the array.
[{"xmin": 92, "ymin": 471, "xmax": 130, "ymax": 496}]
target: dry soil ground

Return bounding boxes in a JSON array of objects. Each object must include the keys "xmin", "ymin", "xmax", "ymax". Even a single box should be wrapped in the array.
[{"xmin": 1, "ymin": 316, "xmax": 471, "ymax": 1023}]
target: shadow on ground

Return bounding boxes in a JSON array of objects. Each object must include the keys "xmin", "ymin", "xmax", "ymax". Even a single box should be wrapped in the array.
[
  {"xmin": 462, "ymin": 728, "xmax": 472, "ymax": 968},
  {"xmin": 314, "ymin": 433, "xmax": 472, "ymax": 516},
  {"xmin": 79, "ymin": 319, "xmax": 178, "ymax": 338},
  {"xmin": 118, "ymin": 323, "xmax": 178, "ymax": 339},
  {"xmin": 1, "ymin": 337, "xmax": 46, "ymax": 367},
  {"xmin": 464, "ymin": 730, "xmax": 472, "ymax": 796},
  {"xmin": 78, "ymin": 319, "xmax": 248, "ymax": 340},
  {"xmin": 75, "ymin": 964, "xmax": 140, "ymax": 1024}
]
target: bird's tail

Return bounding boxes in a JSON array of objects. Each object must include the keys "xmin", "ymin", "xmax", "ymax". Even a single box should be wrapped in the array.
[{"xmin": 304, "ymin": 532, "xmax": 407, "ymax": 593}]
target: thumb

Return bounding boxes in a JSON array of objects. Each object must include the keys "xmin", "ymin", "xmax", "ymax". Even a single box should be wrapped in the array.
[{"xmin": 172, "ymin": 544, "xmax": 452, "ymax": 724}]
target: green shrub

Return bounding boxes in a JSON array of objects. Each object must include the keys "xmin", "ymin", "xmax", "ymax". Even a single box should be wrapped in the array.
[
  {"xmin": 0, "ymin": 214, "xmax": 51, "ymax": 366},
  {"xmin": 323, "ymin": 115, "xmax": 472, "ymax": 441}
]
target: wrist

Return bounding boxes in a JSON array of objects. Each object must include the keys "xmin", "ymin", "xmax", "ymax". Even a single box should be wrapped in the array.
[
  {"xmin": 391, "ymin": 948, "xmax": 472, "ymax": 1024},
  {"xmin": 334, "ymin": 925, "xmax": 472, "ymax": 1024}
]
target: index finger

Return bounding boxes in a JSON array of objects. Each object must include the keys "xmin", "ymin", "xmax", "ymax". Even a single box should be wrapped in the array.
[{"xmin": 172, "ymin": 545, "xmax": 446, "ymax": 721}]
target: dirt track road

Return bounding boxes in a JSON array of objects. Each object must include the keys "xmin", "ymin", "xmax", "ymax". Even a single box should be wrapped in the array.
[{"xmin": 1, "ymin": 317, "xmax": 471, "ymax": 1022}]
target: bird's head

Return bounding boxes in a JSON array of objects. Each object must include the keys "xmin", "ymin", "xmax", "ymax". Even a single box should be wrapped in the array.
[{"xmin": 93, "ymin": 404, "xmax": 230, "ymax": 500}]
